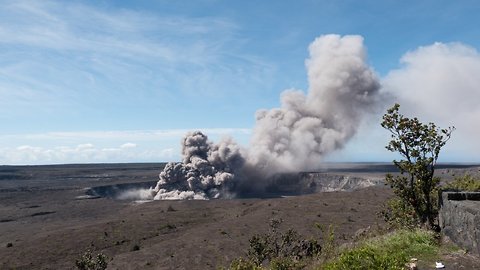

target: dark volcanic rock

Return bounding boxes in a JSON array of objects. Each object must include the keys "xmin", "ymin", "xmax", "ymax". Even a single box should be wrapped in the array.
[
  {"xmin": 265, "ymin": 172, "xmax": 383, "ymax": 196},
  {"xmin": 439, "ymin": 191, "xmax": 480, "ymax": 256}
]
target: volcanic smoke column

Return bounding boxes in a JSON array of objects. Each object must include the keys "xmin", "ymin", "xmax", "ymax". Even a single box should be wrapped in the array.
[
  {"xmin": 152, "ymin": 131, "xmax": 245, "ymax": 200},
  {"xmin": 247, "ymin": 34, "xmax": 381, "ymax": 176},
  {"xmin": 152, "ymin": 34, "xmax": 382, "ymax": 199}
]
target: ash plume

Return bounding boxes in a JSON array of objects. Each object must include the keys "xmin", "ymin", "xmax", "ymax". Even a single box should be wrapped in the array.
[
  {"xmin": 150, "ymin": 34, "xmax": 382, "ymax": 200},
  {"xmin": 247, "ymin": 34, "xmax": 381, "ymax": 177},
  {"xmin": 151, "ymin": 131, "xmax": 245, "ymax": 200}
]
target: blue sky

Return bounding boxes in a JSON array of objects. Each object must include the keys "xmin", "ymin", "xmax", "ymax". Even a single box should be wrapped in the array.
[{"xmin": 1, "ymin": 0, "xmax": 480, "ymax": 164}]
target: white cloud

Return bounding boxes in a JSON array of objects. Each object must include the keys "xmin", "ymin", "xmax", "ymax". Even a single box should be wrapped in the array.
[
  {"xmin": 383, "ymin": 42, "xmax": 480, "ymax": 161},
  {"xmin": 76, "ymin": 143, "xmax": 95, "ymax": 150},
  {"xmin": 17, "ymin": 145, "xmax": 39, "ymax": 151},
  {"xmin": 0, "ymin": 144, "xmax": 174, "ymax": 165},
  {"xmin": 160, "ymin": 148, "xmax": 175, "ymax": 158},
  {"xmin": 0, "ymin": 128, "xmax": 251, "ymax": 164},
  {"xmin": 120, "ymin": 142, "xmax": 137, "ymax": 149}
]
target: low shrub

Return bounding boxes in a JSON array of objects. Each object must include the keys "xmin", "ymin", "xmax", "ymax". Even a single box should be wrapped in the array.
[
  {"xmin": 75, "ymin": 249, "xmax": 108, "ymax": 270},
  {"xmin": 227, "ymin": 219, "xmax": 323, "ymax": 270},
  {"xmin": 322, "ymin": 229, "xmax": 438, "ymax": 270},
  {"xmin": 443, "ymin": 174, "xmax": 480, "ymax": 192},
  {"xmin": 131, "ymin": 244, "xmax": 140, "ymax": 251},
  {"xmin": 228, "ymin": 258, "xmax": 263, "ymax": 270},
  {"xmin": 378, "ymin": 197, "xmax": 418, "ymax": 230}
]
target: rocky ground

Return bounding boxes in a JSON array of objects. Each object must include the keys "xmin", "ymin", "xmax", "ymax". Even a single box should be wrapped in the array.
[{"xmin": 1, "ymin": 163, "xmax": 479, "ymax": 269}]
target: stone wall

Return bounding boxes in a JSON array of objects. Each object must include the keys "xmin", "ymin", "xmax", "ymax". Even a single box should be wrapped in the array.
[{"xmin": 439, "ymin": 191, "xmax": 480, "ymax": 256}]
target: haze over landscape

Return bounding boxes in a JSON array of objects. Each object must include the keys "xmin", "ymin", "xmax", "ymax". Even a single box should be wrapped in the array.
[{"xmin": 1, "ymin": 0, "xmax": 480, "ymax": 165}]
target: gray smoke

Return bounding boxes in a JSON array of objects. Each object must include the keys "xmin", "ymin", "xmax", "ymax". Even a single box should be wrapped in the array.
[
  {"xmin": 151, "ymin": 131, "xmax": 245, "ymax": 200},
  {"xmin": 150, "ymin": 34, "xmax": 381, "ymax": 200},
  {"xmin": 247, "ymin": 34, "xmax": 381, "ymax": 176}
]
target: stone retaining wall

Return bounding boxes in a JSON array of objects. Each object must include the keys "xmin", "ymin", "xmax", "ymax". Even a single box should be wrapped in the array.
[{"xmin": 439, "ymin": 191, "xmax": 480, "ymax": 256}]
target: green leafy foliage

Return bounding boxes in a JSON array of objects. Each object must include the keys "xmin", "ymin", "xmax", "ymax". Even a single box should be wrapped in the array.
[
  {"xmin": 443, "ymin": 174, "xmax": 480, "ymax": 191},
  {"xmin": 378, "ymin": 197, "xmax": 417, "ymax": 229},
  {"xmin": 75, "ymin": 249, "xmax": 108, "ymax": 270},
  {"xmin": 228, "ymin": 219, "xmax": 323, "ymax": 270},
  {"xmin": 228, "ymin": 258, "xmax": 263, "ymax": 270},
  {"xmin": 269, "ymin": 257, "xmax": 304, "ymax": 270},
  {"xmin": 322, "ymin": 229, "xmax": 439, "ymax": 270},
  {"xmin": 315, "ymin": 223, "xmax": 336, "ymax": 260},
  {"xmin": 226, "ymin": 217, "xmax": 448, "ymax": 270},
  {"xmin": 381, "ymin": 103, "xmax": 454, "ymax": 229}
]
